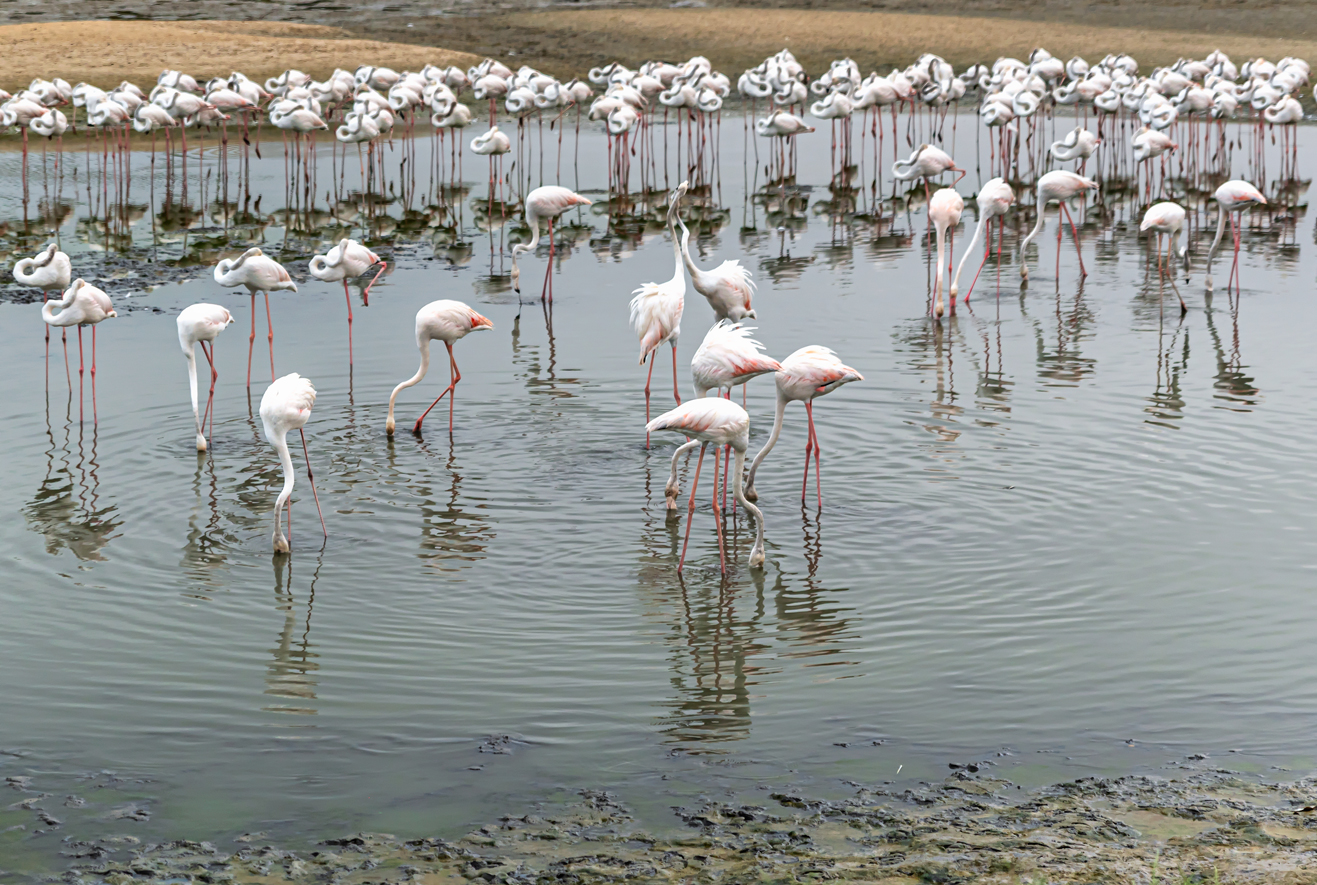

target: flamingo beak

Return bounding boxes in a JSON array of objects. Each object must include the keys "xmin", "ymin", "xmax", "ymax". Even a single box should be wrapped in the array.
[{"xmin": 472, "ymin": 314, "xmax": 494, "ymax": 331}]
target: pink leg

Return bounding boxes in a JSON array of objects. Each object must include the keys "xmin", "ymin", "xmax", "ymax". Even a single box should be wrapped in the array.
[
  {"xmin": 247, "ymin": 292, "xmax": 256, "ymax": 388},
  {"xmin": 540, "ymin": 217, "xmax": 555, "ymax": 302},
  {"xmin": 265, "ymin": 291, "xmax": 275, "ymax": 381},
  {"xmin": 361, "ymin": 262, "xmax": 385, "ymax": 305},
  {"xmin": 413, "ymin": 342, "xmax": 460, "ymax": 434},
  {"xmin": 801, "ymin": 406, "xmax": 813, "ymax": 503},
  {"xmin": 671, "ymin": 343, "xmax": 682, "ymax": 405},
  {"xmin": 677, "ymin": 443, "xmax": 707, "ymax": 573},
  {"xmin": 201, "ymin": 340, "xmax": 217, "ymax": 446},
  {"xmin": 1062, "ymin": 203, "xmax": 1086, "ymax": 276},
  {"xmin": 299, "ymin": 428, "xmax": 328, "ymax": 539},
  {"xmin": 712, "ymin": 443, "xmax": 726, "ymax": 574},
  {"xmin": 644, "ymin": 352, "xmax": 655, "ymax": 446},
  {"xmin": 77, "ymin": 325, "xmax": 84, "ymax": 423},
  {"xmin": 91, "ymin": 325, "xmax": 98, "ymax": 425},
  {"xmin": 344, "ymin": 279, "xmax": 353, "ymax": 366},
  {"xmin": 807, "ymin": 401, "xmax": 822, "ymax": 508}
]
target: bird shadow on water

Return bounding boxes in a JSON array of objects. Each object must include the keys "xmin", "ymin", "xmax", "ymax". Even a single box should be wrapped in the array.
[{"xmin": 23, "ymin": 385, "xmax": 121, "ymax": 563}]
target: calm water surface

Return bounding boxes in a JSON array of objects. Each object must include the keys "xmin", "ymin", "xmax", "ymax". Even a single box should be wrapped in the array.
[{"xmin": 0, "ymin": 110, "xmax": 1314, "ymax": 872}]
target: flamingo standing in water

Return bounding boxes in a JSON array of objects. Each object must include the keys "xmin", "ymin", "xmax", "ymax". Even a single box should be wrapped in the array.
[
  {"xmin": 1019, "ymin": 170, "xmax": 1097, "ymax": 282},
  {"xmin": 178, "ymin": 303, "xmax": 234, "ymax": 451},
  {"xmin": 631, "ymin": 187, "xmax": 687, "ymax": 444},
  {"xmin": 1205, "ymin": 179, "xmax": 1267, "ymax": 293},
  {"xmin": 646, "ymin": 397, "xmax": 766, "ymax": 574},
  {"xmin": 950, "ymin": 177, "xmax": 1015, "ymax": 301},
  {"xmin": 386, "ymin": 299, "xmax": 494, "ymax": 436},
  {"xmin": 308, "ymin": 239, "xmax": 386, "ymax": 366},
  {"xmin": 42, "ymin": 279, "xmax": 116, "ymax": 422},
  {"xmin": 213, "ymin": 248, "xmax": 298, "ymax": 387},
  {"xmin": 929, "ymin": 187, "xmax": 964, "ymax": 318},
  {"xmin": 1140, "ymin": 201, "xmax": 1190, "ymax": 314},
  {"xmin": 511, "ymin": 185, "xmax": 592, "ymax": 301},
  {"xmin": 893, "ymin": 143, "xmax": 965, "ymax": 203},
  {"xmin": 1049, "ymin": 126, "xmax": 1100, "ymax": 173},
  {"xmin": 13, "ymin": 243, "xmax": 71, "ymax": 351},
  {"xmin": 260, "ymin": 373, "xmax": 326, "ymax": 553},
  {"xmin": 744, "ymin": 345, "xmax": 863, "ymax": 508},
  {"xmin": 672, "ymin": 181, "xmax": 757, "ymax": 321}
]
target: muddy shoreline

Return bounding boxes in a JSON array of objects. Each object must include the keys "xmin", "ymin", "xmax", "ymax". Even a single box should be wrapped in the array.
[{"xmin": 7, "ymin": 765, "xmax": 1317, "ymax": 884}]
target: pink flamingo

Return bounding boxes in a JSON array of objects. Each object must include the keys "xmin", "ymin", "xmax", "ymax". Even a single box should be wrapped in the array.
[
  {"xmin": 42, "ymin": 279, "xmax": 116, "ymax": 423},
  {"xmin": 646, "ymin": 397, "xmax": 766, "ymax": 574},
  {"xmin": 1205, "ymin": 180, "xmax": 1267, "ymax": 293},
  {"xmin": 744, "ymin": 346, "xmax": 863, "ymax": 508},
  {"xmin": 950, "ymin": 177, "xmax": 1014, "ymax": 302},
  {"xmin": 386, "ymin": 300, "xmax": 494, "ymax": 436},
  {"xmin": 260, "ymin": 373, "xmax": 326, "ymax": 553},
  {"xmin": 929, "ymin": 187, "xmax": 964, "ymax": 318},
  {"xmin": 512, "ymin": 185, "xmax": 592, "ymax": 301},
  {"xmin": 1019, "ymin": 170, "xmax": 1097, "ymax": 282},
  {"xmin": 178, "ymin": 303, "xmax": 234, "ymax": 451},
  {"xmin": 212, "ymin": 248, "xmax": 298, "ymax": 388},
  {"xmin": 631, "ymin": 189, "xmax": 687, "ymax": 443},
  {"xmin": 1140, "ymin": 201, "xmax": 1189, "ymax": 314},
  {"xmin": 309, "ymin": 239, "xmax": 386, "ymax": 366},
  {"xmin": 13, "ymin": 243, "xmax": 72, "ymax": 352}
]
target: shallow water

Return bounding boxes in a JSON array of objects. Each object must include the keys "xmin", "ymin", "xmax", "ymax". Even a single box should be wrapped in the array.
[{"xmin": 0, "ymin": 110, "xmax": 1314, "ymax": 874}]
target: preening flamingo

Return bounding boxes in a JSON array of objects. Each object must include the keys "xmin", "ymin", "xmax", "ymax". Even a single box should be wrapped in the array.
[
  {"xmin": 646, "ymin": 397, "xmax": 766, "ymax": 574},
  {"xmin": 309, "ymin": 238, "xmax": 385, "ymax": 365},
  {"xmin": 630, "ymin": 188, "xmax": 687, "ymax": 443},
  {"xmin": 178, "ymin": 303, "xmax": 234, "ymax": 451},
  {"xmin": 893, "ymin": 144, "xmax": 965, "ymax": 202},
  {"xmin": 1140, "ymin": 201, "xmax": 1190, "ymax": 313},
  {"xmin": 260, "ymin": 373, "xmax": 326, "ymax": 554},
  {"xmin": 671, "ymin": 181, "xmax": 757, "ymax": 321},
  {"xmin": 511, "ymin": 185, "xmax": 593, "ymax": 301},
  {"xmin": 386, "ymin": 300, "xmax": 494, "ymax": 436},
  {"xmin": 1205, "ymin": 179, "xmax": 1267, "ymax": 293},
  {"xmin": 1049, "ymin": 126, "xmax": 1100, "ymax": 172},
  {"xmin": 929, "ymin": 187, "xmax": 964, "ymax": 318},
  {"xmin": 43, "ymin": 279, "xmax": 116, "ymax": 422},
  {"xmin": 212, "ymin": 248, "xmax": 298, "ymax": 387},
  {"xmin": 14, "ymin": 243, "xmax": 71, "ymax": 350},
  {"xmin": 950, "ymin": 177, "xmax": 1014, "ymax": 301},
  {"xmin": 1019, "ymin": 170, "xmax": 1097, "ymax": 282},
  {"xmin": 744, "ymin": 345, "xmax": 863, "ymax": 508}
]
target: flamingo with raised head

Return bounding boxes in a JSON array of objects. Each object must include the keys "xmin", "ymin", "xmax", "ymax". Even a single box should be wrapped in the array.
[
  {"xmin": 631, "ymin": 187, "xmax": 687, "ymax": 444},
  {"xmin": 213, "ymin": 248, "xmax": 298, "ymax": 388},
  {"xmin": 260, "ymin": 373, "xmax": 326, "ymax": 554},
  {"xmin": 511, "ymin": 185, "xmax": 592, "ymax": 301},
  {"xmin": 386, "ymin": 300, "xmax": 494, "ymax": 436},
  {"xmin": 744, "ymin": 345, "xmax": 863, "ymax": 508},
  {"xmin": 177, "ymin": 303, "xmax": 234, "ymax": 451},
  {"xmin": 646, "ymin": 397, "xmax": 766, "ymax": 574},
  {"xmin": 1019, "ymin": 170, "xmax": 1098, "ymax": 282},
  {"xmin": 1205, "ymin": 180, "xmax": 1267, "ymax": 293},
  {"xmin": 309, "ymin": 239, "xmax": 385, "ymax": 366},
  {"xmin": 929, "ymin": 187, "xmax": 964, "ymax": 318},
  {"xmin": 950, "ymin": 177, "xmax": 1015, "ymax": 301},
  {"xmin": 671, "ymin": 181, "xmax": 757, "ymax": 321}
]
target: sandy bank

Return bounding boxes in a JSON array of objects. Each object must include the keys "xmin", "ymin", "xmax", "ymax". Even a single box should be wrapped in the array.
[{"xmin": 0, "ymin": 21, "xmax": 480, "ymax": 93}]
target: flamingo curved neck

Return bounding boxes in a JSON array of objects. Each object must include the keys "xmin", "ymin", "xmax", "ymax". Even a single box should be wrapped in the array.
[
  {"xmin": 185, "ymin": 344, "xmax": 205, "ymax": 448},
  {"xmin": 676, "ymin": 216, "xmax": 701, "ymax": 282},
  {"xmin": 386, "ymin": 336, "xmax": 431, "ymax": 433},
  {"xmin": 272, "ymin": 428, "xmax": 296, "ymax": 550},
  {"xmin": 746, "ymin": 393, "xmax": 787, "ymax": 492},
  {"xmin": 731, "ymin": 449, "xmax": 766, "ymax": 567},
  {"xmin": 950, "ymin": 213, "xmax": 987, "ymax": 296}
]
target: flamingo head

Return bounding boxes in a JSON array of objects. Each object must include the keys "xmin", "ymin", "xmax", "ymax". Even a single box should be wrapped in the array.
[{"xmin": 469, "ymin": 312, "xmax": 494, "ymax": 331}]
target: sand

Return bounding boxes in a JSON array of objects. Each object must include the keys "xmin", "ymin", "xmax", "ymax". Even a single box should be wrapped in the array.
[
  {"xmin": 0, "ymin": 20, "xmax": 480, "ymax": 92},
  {"xmin": 3, "ymin": 10, "xmax": 1315, "ymax": 92}
]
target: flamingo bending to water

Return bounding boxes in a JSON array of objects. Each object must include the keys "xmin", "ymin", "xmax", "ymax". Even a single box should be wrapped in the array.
[
  {"xmin": 386, "ymin": 300, "xmax": 493, "ymax": 436},
  {"xmin": 511, "ymin": 185, "xmax": 592, "ymax": 301},
  {"xmin": 647, "ymin": 397, "xmax": 766, "ymax": 574},
  {"xmin": 177, "ymin": 303, "xmax": 234, "ymax": 451},
  {"xmin": 1140, "ymin": 201, "xmax": 1190, "ymax": 313},
  {"xmin": 929, "ymin": 187, "xmax": 964, "ymax": 318},
  {"xmin": 1019, "ymin": 170, "xmax": 1097, "ymax": 282},
  {"xmin": 1205, "ymin": 179, "xmax": 1267, "ymax": 293},
  {"xmin": 260, "ymin": 373, "xmax": 326, "ymax": 553},
  {"xmin": 950, "ymin": 177, "xmax": 1015, "ymax": 301}
]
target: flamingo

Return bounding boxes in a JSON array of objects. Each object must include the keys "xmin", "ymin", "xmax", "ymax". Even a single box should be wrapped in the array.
[
  {"xmin": 950, "ymin": 177, "xmax": 1015, "ymax": 301},
  {"xmin": 43, "ymin": 279, "xmax": 116, "ymax": 421},
  {"xmin": 1019, "ymin": 170, "xmax": 1098, "ymax": 281},
  {"xmin": 1205, "ymin": 180, "xmax": 1267, "ymax": 293},
  {"xmin": 893, "ymin": 144, "xmax": 965, "ymax": 203},
  {"xmin": 1140, "ymin": 202, "xmax": 1189, "ymax": 314},
  {"xmin": 212, "ymin": 248, "xmax": 298, "ymax": 388},
  {"xmin": 630, "ymin": 188, "xmax": 687, "ymax": 443},
  {"xmin": 744, "ymin": 345, "xmax": 863, "ymax": 508},
  {"xmin": 690, "ymin": 320, "xmax": 781, "ymax": 399},
  {"xmin": 511, "ymin": 185, "xmax": 593, "ymax": 301},
  {"xmin": 260, "ymin": 373, "xmax": 326, "ymax": 554},
  {"xmin": 178, "ymin": 303, "xmax": 234, "ymax": 451},
  {"xmin": 14, "ymin": 243, "xmax": 72, "ymax": 350},
  {"xmin": 1049, "ymin": 126, "xmax": 1100, "ymax": 172},
  {"xmin": 386, "ymin": 300, "xmax": 494, "ymax": 436},
  {"xmin": 309, "ymin": 239, "xmax": 385, "ymax": 366},
  {"xmin": 670, "ymin": 182, "xmax": 757, "ymax": 321},
  {"xmin": 471, "ymin": 125, "xmax": 511, "ymax": 190},
  {"xmin": 929, "ymin": 187, "xmax": 964, "ymax": 318},
  {"xmin": 646, "ymin": 397, "xmax": 766, "ymax": 574}
]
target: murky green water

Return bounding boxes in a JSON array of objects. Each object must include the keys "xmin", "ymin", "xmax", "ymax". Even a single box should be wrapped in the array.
[{"xmin": 0, "ymin": 110, "xmax": 1313, "ymax": 876}]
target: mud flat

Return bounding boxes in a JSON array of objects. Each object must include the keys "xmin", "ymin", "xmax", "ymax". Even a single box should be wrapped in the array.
[
  {"xmin": 19, "ymin": 769, "xmax": 1317, "ymax": 885},
  {"xmin": 0, "ymin": 21, "xmax": 478, "ymax": 93}
]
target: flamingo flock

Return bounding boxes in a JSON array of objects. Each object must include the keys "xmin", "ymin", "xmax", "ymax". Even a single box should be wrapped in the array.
[{"xmin": 7, "ymin": 42, "xmax": 1306, "ymax": 574}]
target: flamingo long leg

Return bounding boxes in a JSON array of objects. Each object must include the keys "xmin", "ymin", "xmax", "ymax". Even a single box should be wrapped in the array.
[
  {"xmin": 412, "ymin": 341, "xmax": 460, "ymax": 434},
  {"xmin": 1061, "ymin": 202, "xmax": 1086, "ymax": 276},
  {"xmin": 361, "ymin": 262, "xmax": 385, "ymax": 305},
  {"xmin": 671, "ymin": 342, "xmax": 681, "ymax": 405},
  {"xmin": 91, "ymin": 325, "xmax": 98, "ymax": 425},
  {"xmin": 677, "ymin": 443, "xmax": 707, "ymax": 573},
  {"xmin": 200, "ymin": 340, "xmax": 218, "ymax": 446},
  {"xmin": 299, "ymin": 428, "xmax": 328, "ymax": 539},
  {"xmin": 643, "ymin": 351, "xmax": 655, "ymax": 445},
  {"xmin": 247, "ymin": 292, "xmax": 256, "ymax": 388},
  {"xmin": 712, "ymin": 442, "xmax": 726, "ymax": 574},
  {"xmin": 807, "ymin": 401, "xmax": 822, "ymax": 508},
  {"xmin": 265, "ymin": 291, "xmax": 275, "ymax": 381},
  {"xmin": 343, "ymin": 279, "xmax": 353, "ymax": 366}
]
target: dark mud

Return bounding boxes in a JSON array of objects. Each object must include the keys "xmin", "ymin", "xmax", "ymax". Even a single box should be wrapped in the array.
[{"xmin": 11, "ymin": 768, "xmax": 1317, "ymax": 884}]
